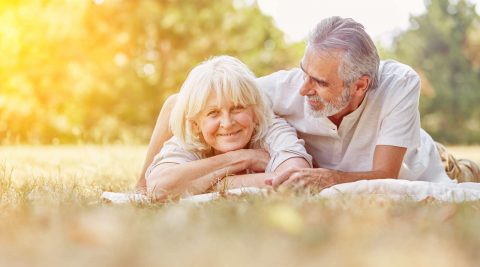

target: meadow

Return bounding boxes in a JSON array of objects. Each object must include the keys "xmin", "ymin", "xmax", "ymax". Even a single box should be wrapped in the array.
[{"xmin": 1, "ymin": 145, "xmax": 480, "ymax": 267}]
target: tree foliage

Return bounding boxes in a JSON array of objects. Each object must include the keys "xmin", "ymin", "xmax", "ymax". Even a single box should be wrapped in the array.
[
  {"xmin": 2, "ymin": 0, "xmax": 479, "ymax": 145},
  {"xmin": 0, "ymin": 0, "xmax": 300, "ymax": 144},
  {"xmin": 390, "ymin": 0, "xmax": 480, "ymax": 144}
]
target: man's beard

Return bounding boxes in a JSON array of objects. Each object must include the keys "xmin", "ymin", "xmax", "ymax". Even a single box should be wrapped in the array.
[{"xmin": 304, "ymin": 87, "xmax": 352, "ymax": 118}]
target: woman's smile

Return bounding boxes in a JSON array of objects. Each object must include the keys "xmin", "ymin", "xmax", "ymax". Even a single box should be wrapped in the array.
[
  {"xmin": 216, "ymin": 129, "xmax": 242, "ymax": 137},
  {"xmin": 197, "ymin": 92, "xmax": 256, "ymax": 154}
]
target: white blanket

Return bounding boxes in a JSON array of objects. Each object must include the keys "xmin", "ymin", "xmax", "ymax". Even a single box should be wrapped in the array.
[
  {"xmin": 317, "ymin": 179, "xmax": 480, "ymax": 202},
  {"xmin": 101, "ymin": 187, "xmax": 267, "ymax": 204},
  {"xmin": 101, "ymin": 179, "xmax": 480, "ymax": 204}
]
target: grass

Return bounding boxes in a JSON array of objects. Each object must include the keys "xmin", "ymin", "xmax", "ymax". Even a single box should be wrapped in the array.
[{"xmin": 1, "ymin": 145, "xmax": 480, "ymax": 267}]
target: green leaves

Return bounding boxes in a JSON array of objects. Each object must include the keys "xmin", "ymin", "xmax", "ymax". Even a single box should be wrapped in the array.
[
  {"xmin": 0, "ymin": 0, "xmax": 300, "ymax": 144},
  {"xmin": 390, "ymin": 0, "xmax": 480, "ymax": 144}
]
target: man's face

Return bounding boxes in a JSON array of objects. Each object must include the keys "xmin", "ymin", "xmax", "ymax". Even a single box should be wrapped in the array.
[{"xmin": 299, "ymin": 46, "xmax": 352, "ymax": 118}]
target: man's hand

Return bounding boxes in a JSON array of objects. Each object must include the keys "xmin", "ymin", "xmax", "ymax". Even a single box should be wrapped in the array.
[
  {"xmin": 265, "ymin": 145, "xmax": 408, "ymax": 192},
  {"xmin": 266, "ymin": 167, "xmax": 344, "ymax": 191}
]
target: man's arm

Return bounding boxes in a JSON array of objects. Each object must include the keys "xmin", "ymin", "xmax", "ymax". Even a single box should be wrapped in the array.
[
  {"xmin": 269, "ymin": 63, "xmax": 423, "ymax": 190},
  {"xmin": 135, "ymin": 94, "xmax": 177, "ymax": 193},
  {"xmin": 269, "ymin": 145, "xmax": 406, "ymax": 190}
]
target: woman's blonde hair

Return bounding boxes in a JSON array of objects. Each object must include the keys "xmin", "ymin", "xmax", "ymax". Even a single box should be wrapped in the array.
[{"xmin": 169, "ymin": 55, "xmax": 273, "ymax": 154}]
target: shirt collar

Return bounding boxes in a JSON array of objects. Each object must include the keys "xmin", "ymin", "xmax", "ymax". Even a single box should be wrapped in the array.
[{"xmin": 338, "ymin": 92, "xmax": 369, "ymax": 133}]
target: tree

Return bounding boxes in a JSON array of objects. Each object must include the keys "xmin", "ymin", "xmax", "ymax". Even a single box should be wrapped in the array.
[
  {"xmin": 391, "ymin": 0, "xmax": 480, "ymax": 144},
  {"xmin": 0, "ymin": 0, "xmax": 301, "ymax": 144}
]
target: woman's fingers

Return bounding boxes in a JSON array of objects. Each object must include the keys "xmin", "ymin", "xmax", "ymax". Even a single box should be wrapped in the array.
[{"xmin": 249, "ymin": 149, "xmax": 271, "ymax": 172}]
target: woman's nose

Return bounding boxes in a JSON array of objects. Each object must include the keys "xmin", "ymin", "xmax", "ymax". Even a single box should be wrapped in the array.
[{"xmin": 219, "ymin": 113, "xmax": 234, "ymax": 128}]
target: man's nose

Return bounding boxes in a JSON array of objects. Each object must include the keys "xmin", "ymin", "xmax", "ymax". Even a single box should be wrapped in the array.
[{"xmin": 299, "ymin": 77, "xmax": 315, "ymax": 96}]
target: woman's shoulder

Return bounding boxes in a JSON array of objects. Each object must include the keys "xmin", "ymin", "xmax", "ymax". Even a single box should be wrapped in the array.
[
  {"xmin": 251, "ymin": 116, "xmax": 303, "ymax": 151},
  {"xmin": 160, "ymin": 136, "xmax": 204, "ymax": 161}
]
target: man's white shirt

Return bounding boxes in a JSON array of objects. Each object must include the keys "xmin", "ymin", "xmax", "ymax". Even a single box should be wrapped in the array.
[{"xmin": 257, "ymin": 60, "xmax": 451, "ymax": 182}]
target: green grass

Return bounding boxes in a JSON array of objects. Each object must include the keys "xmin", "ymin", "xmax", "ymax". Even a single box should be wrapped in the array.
[{"xmin": 1, "ymin": 145, "xmax": 480, "ymax": 267}]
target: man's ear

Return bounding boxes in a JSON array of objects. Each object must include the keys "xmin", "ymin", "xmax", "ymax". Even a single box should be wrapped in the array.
[{"xmin": 353, "ymin": 75, "xmax": 370, "ymax": 95}]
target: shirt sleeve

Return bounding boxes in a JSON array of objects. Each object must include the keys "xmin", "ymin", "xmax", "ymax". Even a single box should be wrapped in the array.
[
  {"xmin": 256, "ymin": 69, "xmax": 304, "ymax": 112},
  {"xmin": 145, "ymin": 137, "xmax": 200, "ymax": 178},
  {"xmin": 376, "ymin": 68, "xmax": 421, "ymax": 148},
  {"xmin": 256, "ymin": 72, "xmax": 278, "ymax": 108},
  {"xmin": 262, "ymin": 116, "xmax": 313, "ymax": 172}
]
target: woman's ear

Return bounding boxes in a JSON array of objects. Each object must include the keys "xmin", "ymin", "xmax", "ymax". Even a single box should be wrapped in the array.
[
  {"xmin": 191, "ymin": 120, "xmax": 200, "ymax": 134},
  {"xmin": 251, "ymin": 109, "xmax": 259, "ymax": 124},
  {"xmin": 253, "ymin": 115, "xmax": 258, "ymax": 125}
]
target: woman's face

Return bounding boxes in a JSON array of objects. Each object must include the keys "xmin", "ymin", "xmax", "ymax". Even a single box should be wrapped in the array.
[{"xmin": 195, "ymin": 92, "xmax": 256, "ymax": 155}]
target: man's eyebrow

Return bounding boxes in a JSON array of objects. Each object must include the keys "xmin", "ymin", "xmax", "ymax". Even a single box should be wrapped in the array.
[
  {"xmin": 299, "ymin": 62, "xmax": 307, "ymax": 75},
  {"xmin": 299, "ymin": 62, "xmax": 328, "ymax": 86}
]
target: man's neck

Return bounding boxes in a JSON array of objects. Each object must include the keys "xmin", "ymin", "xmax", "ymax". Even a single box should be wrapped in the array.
[{"xmin": 328, "ymin": 94, "xmax": 366, "ymax": 128}]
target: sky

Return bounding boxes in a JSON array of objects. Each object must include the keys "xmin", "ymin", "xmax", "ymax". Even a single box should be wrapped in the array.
[{"xmin": 254, "ymin": 0, "xmax": 474, "ymax": 45}]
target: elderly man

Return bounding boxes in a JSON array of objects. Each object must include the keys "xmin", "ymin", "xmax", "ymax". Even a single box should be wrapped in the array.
[
  {"xmin": 136, "ymin": 16, "xmax": 478, "ymax": 192},
  {"xmin": 260, "ymin": 16, "xmax": 451, "ymax": 189}
]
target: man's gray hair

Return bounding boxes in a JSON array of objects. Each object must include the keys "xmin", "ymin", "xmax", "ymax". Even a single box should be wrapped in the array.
[{"xmin": 308, "ymin": 16, "xmax": 380, "ymax": 89}]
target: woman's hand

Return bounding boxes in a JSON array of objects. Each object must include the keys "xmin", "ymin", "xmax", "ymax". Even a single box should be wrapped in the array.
[{"xmin": 228, "ymin": 149, "xmax": 270, "ymax": 173}]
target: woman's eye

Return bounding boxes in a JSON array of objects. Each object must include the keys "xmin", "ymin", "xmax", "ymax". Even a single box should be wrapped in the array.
[
  {"xmin": 207, "ymin": 110, "xmax": 219, "ymax": 116},
  {"xmin": 233, "ymin": 105, "xmax": 245, "ymax": 111}
]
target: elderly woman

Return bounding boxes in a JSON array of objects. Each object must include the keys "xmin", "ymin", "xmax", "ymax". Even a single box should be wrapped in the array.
[{"xmin": 145, "ymin": 56, "xmax": 311, "ymax": 200}]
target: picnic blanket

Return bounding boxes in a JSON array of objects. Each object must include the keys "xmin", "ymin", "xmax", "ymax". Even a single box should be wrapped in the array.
[
  {"xmin": 101, "ymin": 179, "xmax": 480, "ymax": 204},
  {"xmin": 317, "ymin": 179, "xmax": 480, "ymax": 202}
]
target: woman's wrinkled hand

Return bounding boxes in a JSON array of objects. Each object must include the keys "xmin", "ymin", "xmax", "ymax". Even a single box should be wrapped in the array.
[{"xmin": 229, "ymin": 149, "xmax": 270, "ymax": 173}]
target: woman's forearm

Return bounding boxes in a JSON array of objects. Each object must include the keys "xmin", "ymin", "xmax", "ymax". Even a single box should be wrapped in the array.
[
  {"xmin": 146, "ymin": 149, "xmax": 257, "ymax": 200},
  {"xmin": 213, "ymin": 173, "xmax": 272, "ymax": 191},
  {"xmin": 213, "ymin": 157, "xmax": 312, "ymax": 191}
]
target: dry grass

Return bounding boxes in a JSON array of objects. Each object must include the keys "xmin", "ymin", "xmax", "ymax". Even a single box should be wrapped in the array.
[{"xmin": 1, "ymin": 145, "xmax": 480, "ymax": 267}]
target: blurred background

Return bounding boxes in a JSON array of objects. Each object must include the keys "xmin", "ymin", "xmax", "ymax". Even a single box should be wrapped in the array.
[{"xmin": 1, "ymin": 0, "xmax": 479, "ymax": 145}]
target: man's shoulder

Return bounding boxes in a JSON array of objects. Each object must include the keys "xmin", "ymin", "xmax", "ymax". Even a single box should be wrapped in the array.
[
  {"xmin": 375, "ymin": 60, "xmax": 420, "ymax": 95},
  {"xmin": 256, "ymin": 68, "xmax": 303, "ymax": 89},
  {"xmin": 362, "ymin": 60, "xmax": 422, "ymax": 114},
  {"xmin": 379, "ymin": 60, "xmax": 418, "ymax": 79},
  {"xmin": 255, "ymin": 68, "xmax": 305, "ymax": 114}
]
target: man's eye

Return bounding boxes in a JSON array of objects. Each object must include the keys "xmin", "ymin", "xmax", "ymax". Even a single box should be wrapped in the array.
[{"xmin": 315, "ymin": 80, "xmax": 327, "ymax": 87}]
